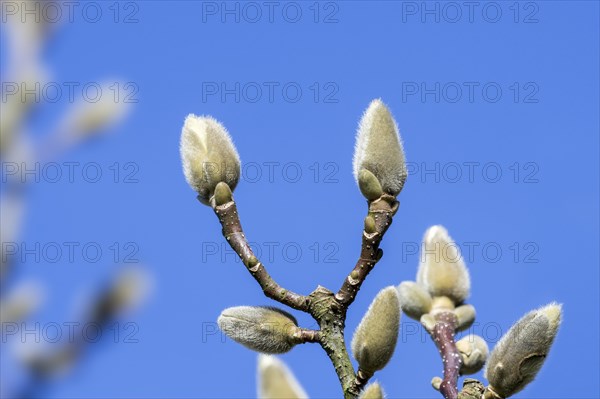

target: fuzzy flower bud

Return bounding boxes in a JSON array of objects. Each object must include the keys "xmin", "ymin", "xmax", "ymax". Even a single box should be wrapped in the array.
[
  {"xmin": 351, "ymin": 287, "xmax": 401, "ymax": 374},
  {"xmin": 416, "ymin": 225, "xmax": 470, "ymax": 304},
  {"xmin": 353, "ymin": 99, "xmax": 407, "ymax": 197},
  {"xmin": 257, "ymin": 355, "xmax": 308, "ymax": 399},
  {"xmin": 456, "ymin": 335, "xmax": 489, "ymax": 375},
  {"xmin": 218, "ymin": 306, "xmax": 299, "ymax": 354},
  {"xmin": 397, "ymin": 281, "xmax": 432, "ymax": 320},
  {"xmin": 485, "ymin": 303, "xmax": 562, "ymax": 397},
  {"xmin": 180, "ymin": 114, "xmax": 241, "ymax": 205},
  {"xmin": 358, "ymin": 382, "xmax": 386, "ymax": 399},
  {"xmin": 454, "ymin": 304, "xmax": 476, "ymax": 332}
]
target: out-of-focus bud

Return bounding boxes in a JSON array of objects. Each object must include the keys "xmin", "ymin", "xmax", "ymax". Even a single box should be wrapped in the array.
[
  {"xmin": 59, "ymin": 82, "xmax": 130, "ymax": 140},
  {"xmin": 218, "ymin": 306, "xmax": 299, "ymax": 354},
  {"xmin": 1, "ymin": 66, "xmax": 48, "ymax": 155},
  {"xmin": 257, "ymin": 355, "xmax": 308, "ymax": 399},
  {"xmin": 485, "ymin": 303, "xmax": 562, "ymax": 398},
  {"xmin": 180, "ymin": 114, "xmax": 241, "ymax": 205},
  {"xmin": 359, "ymin": 382, "xmax": 386, "ymax": 399},
  {"xmin": 20, "ymin": 344, "xmax": 79, "ymax": 380},
  {"xmin": 3, "ymin": 0, "xmax": 51, "ymax": 66},
  {"xmin": 416, "ymin": 225, "xmax": 470, "ymax": 304},
  {"xmin": 0, "ymin": 190, "xmax": 26, "ymax": 279},
  {"xmin": 456, "ymin": 335, "xmax": 489, "ymax": 375},
  {"xmin": 0, "ymin": 281, "xmax": 43, "ymax": 324},
  {"xmin": 353, "ymin": 99, "xmax": 407, "ymax": 197},
  {"xmin": 89, "ymin": 267, "xmax": 151, "ymax": 323},
  {"xmin": 397, "ymin": 281, "xmax": 432, "ymax": 320},
  {"xmin": 351, "ymin": 287, "xmax": 401, "ymax": 374},
  {"xmin": 454, "ymin": 304, "xmax": 476, "ymax": 332}
]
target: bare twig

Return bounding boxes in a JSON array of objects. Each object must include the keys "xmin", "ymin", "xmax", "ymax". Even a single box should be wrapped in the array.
[
  {"xmin": 213, "ymin": 198, "xmax": 310, "ymax": 312},
  {"xmin": 335, "ymin": 195, "xmax": 398, "ymax": 307},
  {"xmin": 428, "ymin": 311, "xmax": 462, "ymax": 399},
  {"xmin": 292, "ymin": 328, "xmax": 321, "ymax": 344},
  {"xmin": 211, "ymin": 191, "xmax": 399, "ymax": 399}
]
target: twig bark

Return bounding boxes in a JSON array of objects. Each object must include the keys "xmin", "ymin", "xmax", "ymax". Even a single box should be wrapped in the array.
[
  {"xmin": 428, "ymin": 311, "xmax": 462, "ymax": 399},
  {"xmin": 211, "ymin": 192, "xmax": 399, "ymax": 399},
  {"xmin": 213, "ymin": 199, "xmax": 310, "ymax": 312},
  {"xmin": 336, "ymin": 195, "xmax": 398, "ymax": 306}
]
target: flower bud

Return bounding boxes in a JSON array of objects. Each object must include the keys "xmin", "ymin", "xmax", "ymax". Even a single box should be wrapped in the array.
[
  {"xmin": 358, "ymin": 169, "xmax": 384, "ymax": 200},
  {"xmin": 218, "ymin": 306, "xmax": 299, "ymax": 354},
  {"xmin": 416, "ymin": 225, "xmax": 470, "ymax": 304},
  {"xmin": 351, "ymin": 287, "xmax": 401, "ymax": 374},
  {"xmin": 180, "ymin": 114, "xmax": 241, "ymax": 205},
  {"xmin": 397, "ymin": 281, "xmax": 432, "ymax": 320},
  {"xmin": 359, "ymin": 382, "xmax": 386, "ymax": 399},
  {"xmin": 454, "ymin": 304, "xmax": 476, "ymax": 332},
  {"xmin": 485, "ymin": 303, "xmax": 562, "ymax": 397},
  {"xmin": 62, "ymin": 82, "xmax": 130, "ymax": 137},
  {"xmin": 257, "ymin": 355, "xmax": 308, "ymax": 399},
  {"xmin": 420, "ymin": 313, "xmax": 436, "ymax": 332},
  {"xmin": 456, "ymin": 335, "xmax": 488, "ymax": 375},
  {"xmin": 353, "ymin": 99, "xmax": 407, "ymax": 197}
]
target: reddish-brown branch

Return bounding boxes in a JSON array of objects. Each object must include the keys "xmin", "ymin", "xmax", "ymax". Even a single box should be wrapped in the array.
[
  {"xmin": 335, "ymin": 195, "xmax": 398, "ymax": 307},
  {"xmin": 213, "ymin": 199, "xmax": 310, "ymax": 312},
  {"xmin": 429, "ymin": 311, "xmax": 462, "ymax": 399}
]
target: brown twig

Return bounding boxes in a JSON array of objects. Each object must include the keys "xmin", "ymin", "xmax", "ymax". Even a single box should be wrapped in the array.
[
  {"xmin": 335, "ymin": 194, "xmax": 398, "ymax": 306},
  {"xmin": 428, "ymin": 311, "xmax": 462, "ymax": 399},
  {"xmin": 292, "ymin": 328, "xmax": 321, "ymax": 344},
  {"xmin": 211, "ymin": 191, "xmax": 399, "ymax": 399},
  {"xmin": 213, "ymin": 198, "xmax": 310, "ymax": 312}
]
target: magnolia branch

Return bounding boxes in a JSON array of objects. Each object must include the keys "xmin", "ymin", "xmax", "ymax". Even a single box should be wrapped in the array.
[
  {"xmin": 335, "ymin": 194, "xmax": 398, "ymax": 306},
  {"xmin": 428, "ymin": 311, "xmax": 462, "ymax": 399},
  {"xmin": 212, "ymin": 197, "xmax": 310, "ymax": 312}
]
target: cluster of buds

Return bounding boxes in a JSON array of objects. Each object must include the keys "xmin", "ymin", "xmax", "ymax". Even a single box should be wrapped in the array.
[
  {"xmin": 398, "ymin": 225, "xmax": 562, "ymax": 397},
  {"xmin": 179, "ymin": 99, "xmax": 561, "ymax": 399}
]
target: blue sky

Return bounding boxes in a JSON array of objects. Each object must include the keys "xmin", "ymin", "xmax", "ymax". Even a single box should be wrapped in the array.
[{"xmin": 1, "ymin": 1, "xmax": 599, "ymax": 398}]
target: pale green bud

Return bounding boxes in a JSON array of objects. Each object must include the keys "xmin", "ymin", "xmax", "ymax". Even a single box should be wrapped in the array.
[
  {"xmin": 180, "ymin": 114, "xmax": 241, "ymax": 205},
  {"xmin": 416, "ymin": 225, "xmax": 470, "ymax": 304},
  {"xmin": 257, "ymin": 355, "xmax": 308, "ymax": 399},
  {"xmin": 351, "ymin": 287, "xmax": 401, "ymax": 374},
  {"xmin": 397, "ymin": 281, "xmax": 432, "ymax": 320},
  {"xmin": 213, "ymin": 181, "xmax": 233, "ymax": 206},
  {"xmin": 359, "ymin": 382, "xmax": 386, "ymax": 399},
  {"xmin": 456, "ymin": 335, "xmax": 489, "ymax": 375},
  {"xmin": 454, "ymin": 304, "xmax": 476, "ymax": 332},
  {"xmin": 218, "ymin": 306, "xmax": 299, "ymax": 354},
  {"xmin": 485, "ymin": 303, "xmax": 562, "ymax": 397},
  {"xmin": 353, "ymin": 99, "xmax": 407, "ymax": 196},
  {"xmin": 358, "ymin": 169, "xmax": 384, "ymax": 201}
]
